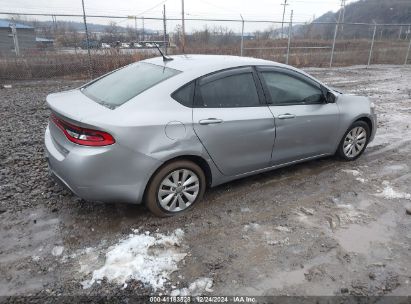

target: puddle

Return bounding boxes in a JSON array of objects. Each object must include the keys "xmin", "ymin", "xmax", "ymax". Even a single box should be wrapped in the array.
[
  {"xmin": 381, "ymin": 164, "xmax": 409, "ymax": 176},
  {"xmin": 0, "ymin": 207, "xmax": 62, "ymax": 295},
  {"xmin": 334, "ymin": 211, "xmax": 397, "ymax": 255},
  {"xmin": 0, "ymin": 208, "xmax": 61, "ymax": 264},
  {"xmin": 232, "ymin": 250, "xmax": 336, "ymax": 296}
]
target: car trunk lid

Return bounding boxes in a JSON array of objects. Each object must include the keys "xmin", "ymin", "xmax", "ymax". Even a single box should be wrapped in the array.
[{"xmin": 46, "ymin": 89, "xmax": 114, "ymax": 152}]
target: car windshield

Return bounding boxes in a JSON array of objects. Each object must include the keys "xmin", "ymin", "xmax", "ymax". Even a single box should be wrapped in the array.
[{"xmin": 82, "ymin": 62, "xmax": 181, "ymax": 108}]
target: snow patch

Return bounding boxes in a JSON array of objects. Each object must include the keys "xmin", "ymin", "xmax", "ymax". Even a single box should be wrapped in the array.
[
  {"xmin": 274, "ymin": 226, "xmax": 291, "ymax": 233},
  {"xmin": 342, "ymin": 169, "xmax": 361, "ymax": 177},
  {"xmin": 170, "ymin": 278, "xmax": 213, "ymax": 296},
  {"xmin": 81, "ymin": 229, "xmax": 186, "ymax": 290},
  {"xmin": 267, "ymin": 237, "xmax": 290, "ymax": 246},
  {"xmin": 51, "ymin": 246, "xmax": 64, "ymax": 256},
  {"xmin": 243, "ymin": 223, "xmax": 260, "ymax": 232},
  {"xmin": 377, "ymin": 183, "xmax": 411, "ymax": 200}
]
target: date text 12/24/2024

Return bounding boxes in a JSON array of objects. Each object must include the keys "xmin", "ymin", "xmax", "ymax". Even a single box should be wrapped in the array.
[{"xmin": 149, "ymin": 296, "xmax": 257, "ymax": 303}]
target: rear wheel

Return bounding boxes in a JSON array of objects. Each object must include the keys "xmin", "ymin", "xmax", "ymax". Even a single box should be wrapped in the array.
[
  {"xmin": 145, "ymin": 160, "xmax": 206, "ymax": 217},
  {"xmin": 337, "ymin": 121, "xmax": 370, "ymax": 161}
]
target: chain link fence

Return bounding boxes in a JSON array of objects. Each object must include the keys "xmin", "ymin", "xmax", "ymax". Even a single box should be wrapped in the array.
[{"xmin": 1, "ymin": 12, "xmax": 410, "ymax": 80}]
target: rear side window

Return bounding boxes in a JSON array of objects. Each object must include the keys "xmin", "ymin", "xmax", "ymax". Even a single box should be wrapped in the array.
[
  {"xmin": 172, "ymin": 82, "xmax": 194, "ymax": 107},
  {"xmin": 197, "ymin": 73, "xmax": 260, "ymax": 108},
  {"xmin": 82, "ymin": 62, "xmax": 180, "ymax": 108}
]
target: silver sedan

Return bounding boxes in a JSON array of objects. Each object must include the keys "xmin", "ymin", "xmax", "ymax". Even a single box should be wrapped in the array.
[{"xmin": 45, "ymin": 55, "xmax": 377, "ymax": 217}]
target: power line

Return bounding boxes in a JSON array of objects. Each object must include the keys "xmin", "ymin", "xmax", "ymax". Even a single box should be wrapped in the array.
[
  {"xmin": 1, "ymin": 11, "xmax": 410, "ymax": 27},
  {"xmin": 136, "ymin": 0, "xmax": 168, "ymax": 17}
]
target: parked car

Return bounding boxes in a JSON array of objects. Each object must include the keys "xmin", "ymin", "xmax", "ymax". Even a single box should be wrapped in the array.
[
  {"xmin": 101, "ymin": 43, "xmax": 111, "ymax": 49},
  {"xmin": 120, "ymin": 43, "xmax": 130, "ymax": 49},
  {"xmin": 45, "ymin": 55, "xmax": 377, "ymax": 217},
  {"xmin": 80, "ymin": 40, "xmax": 100, "ymax": 49}
]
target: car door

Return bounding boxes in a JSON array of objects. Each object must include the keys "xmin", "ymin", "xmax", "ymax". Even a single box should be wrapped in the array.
[
  {"xmin": 192, "ymin": 67, "xmax": 276, "ymax": 176},
  {"xmin": 257, "ymin": 66, "xmax": 340, "ymax": 165}
]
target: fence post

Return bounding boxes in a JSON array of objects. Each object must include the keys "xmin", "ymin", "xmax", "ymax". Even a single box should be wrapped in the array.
[
  {"xmin": 240, "ymin": 14, "xmax": 244, "ymax": 56},
  {"xmin": 10, "ymin": 23, "xmax": 20, "ymax": 57},
  {"xmin": 286, "ymin": 10, "xmax": 293, "ymax": 65},
  {"xmin": 405, "ymin": 34, "xmax": 411, "ymax": 65},
  {"xmin": 368, "ymin": 23, "xmax": 377, "ymax": 67},
  {"xmin": 330, "ymin": 21, "xmax": 338, "ymax": 67},
  {"xmin": 163, "ymin": 4, "xmax": 167, "ymax": 55},
  {"xmin": 81, "ymin": 0, "xmax": 93, "ymax": 79}
]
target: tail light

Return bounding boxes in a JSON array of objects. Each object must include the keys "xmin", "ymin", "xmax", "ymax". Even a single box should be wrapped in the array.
[{"xmin": 50, "ymin": 114, "xmax": 115, "ymax": 146}]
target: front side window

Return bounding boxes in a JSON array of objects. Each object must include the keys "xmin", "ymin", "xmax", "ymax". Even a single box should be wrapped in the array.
[
  {"xmin": 261, "ymin": 72, "xmax": 324, "ymax": 105},
  {"xmin": 82, "ymin": 62, "xmax": 180, "ymax": 108},
  {"xmin": 198, "ymin": 73, "xmax": 260, "ymax": 108}
]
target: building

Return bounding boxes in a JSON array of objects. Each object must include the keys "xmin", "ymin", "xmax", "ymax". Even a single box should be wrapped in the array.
[{"xmin": 0, "ymin": 20, "xmax": 35, "ymax": 55}]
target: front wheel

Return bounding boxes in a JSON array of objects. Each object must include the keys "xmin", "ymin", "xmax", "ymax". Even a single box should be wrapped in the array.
[
  {"xmin": 145, "ymin": 160, "xmax": 206, "ymax": 217},
  {"xmin": 337, "ymin": 121, "xmax": 370, "ymax": 161}
]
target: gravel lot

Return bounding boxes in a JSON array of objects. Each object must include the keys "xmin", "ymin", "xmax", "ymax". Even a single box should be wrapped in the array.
[{"xmin": 1, "ymin": 65, "xmax": 411, "ymax": 300}]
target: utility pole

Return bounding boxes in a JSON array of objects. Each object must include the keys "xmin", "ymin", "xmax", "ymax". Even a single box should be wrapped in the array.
[
  {"xmin": 368, "ymin": 22, "xmax": 377, "ymax": 66},
  {"xmin": 336, "ymin": 0, "xmax": 344, "ymax": 35},
  {"xmin": 10, "ymin": 23, "xmax": 20, "ymax": 56},
  {"xmin": 286, "ymin": 10, "xmax": 293, "ymax": 65},
  {"xmin": 280, "ymin": 0, "xmax": 289, "ymax": 39},
  {"xmin": 163, "ymin": 4, "xmax": 167, "ymax": 54},
  {"xmin": 134, "ymin": 16, "xmax": 138, "ymax": 41},
  {"xmin": 52, "ymin": 15, "xmax": 57, "ymax": 33},
  {"xmin": 341, "ymin": 0, "xmax": 346, "ymax": 35},
  {"xmin": 181, "ymin": 0, "xmax": 186, "ymax": 53},
  {"xmin": 81, "ymin": 0, "xmax": 93, "ymax": 79},
  {"xmin": 330, "ymin": 18, "xmax": 338, "ymax": 67},
  {"xmin": 240, "ymin": 14, "xmax": 244, "ymax": 56},
  {"xmin": 142, "ymin": 16, "xmax": 145, "ymax": 41}
]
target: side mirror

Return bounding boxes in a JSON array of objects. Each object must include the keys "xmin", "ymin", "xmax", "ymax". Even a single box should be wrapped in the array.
[
  {"xmin": 321, "ymin": 86, "xmax": 336, "ymax": 103},
  {"xmin": 326, "ymin": 91, "xmax": 336, "ymax": 103}
]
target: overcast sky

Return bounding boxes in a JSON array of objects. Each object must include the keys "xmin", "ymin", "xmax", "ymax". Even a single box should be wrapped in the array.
[{"xmin": 0, "ymin": 0, "xmax": 357, "ymax": 32}]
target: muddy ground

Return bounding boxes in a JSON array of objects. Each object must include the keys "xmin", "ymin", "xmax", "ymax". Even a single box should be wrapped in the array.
[{"xmin": 0, "ymin": 65, "xmax": 410, "ymax": 300}]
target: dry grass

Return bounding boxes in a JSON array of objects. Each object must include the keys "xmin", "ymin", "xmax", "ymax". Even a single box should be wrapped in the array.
[
  {"xmin": 0, "ymin": 50, "xmax": 153, "ymax": 80},
  {"xmin": 1, "ymin": 39, "xmax": 409, "ymax": 80}
]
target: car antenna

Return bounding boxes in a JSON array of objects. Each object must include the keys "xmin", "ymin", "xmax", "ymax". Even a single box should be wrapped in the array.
[{"xmin": 155, "ymin": 44, "xmax": 173, "ymax": 62}]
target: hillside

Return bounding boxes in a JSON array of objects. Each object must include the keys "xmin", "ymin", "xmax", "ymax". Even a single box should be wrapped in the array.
[{"xmin": 298, "ymin": 0, "xmax": 411, "ymax": 39}]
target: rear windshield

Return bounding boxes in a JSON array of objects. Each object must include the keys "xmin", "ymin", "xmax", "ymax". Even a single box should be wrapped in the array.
[{"xmin": 82, "ymin": 62, "xmax": 180, "ymax": 108}]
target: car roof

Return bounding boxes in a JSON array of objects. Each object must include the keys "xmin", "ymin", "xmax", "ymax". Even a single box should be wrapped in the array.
[
  {"xmin": 139, "ymin": 54, "xmax": 330, "ymax": 93},
  {"xmin": 143, "ymin": 54, "xmax": 280, "ymax": 74}
]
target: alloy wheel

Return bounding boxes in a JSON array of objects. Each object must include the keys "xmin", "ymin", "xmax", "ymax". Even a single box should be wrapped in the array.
[
  {"xmin": 157, "ymin": 169, "xmax": 200, "ymax": 212},
  {"xmin": 343, "ymin": 126, "xmax": 367, "ymax": 158}
]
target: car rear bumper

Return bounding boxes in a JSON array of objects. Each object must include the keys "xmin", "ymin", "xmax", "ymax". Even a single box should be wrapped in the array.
[{"xmin": 44, "ymin": 125, "xmax": 161, "ymax": 204}]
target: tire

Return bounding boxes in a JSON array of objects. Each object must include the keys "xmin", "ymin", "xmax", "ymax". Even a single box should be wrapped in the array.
[
  {"xmin": 337, "ymin": 121, "xmax": 370, "ymax": 161},
  {"xmin": 145, "ymin": 160, "xmax": 206, "ymax": 217}
]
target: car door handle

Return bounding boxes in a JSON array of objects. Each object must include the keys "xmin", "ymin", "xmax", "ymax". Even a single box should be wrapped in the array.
[
  {"xmin": 278, "ymin": 113, "xmax": 296, "ymax": 119},
  {"xmin": 199, "ymin": 118, "xmax": 224, "ymax": 125}
]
